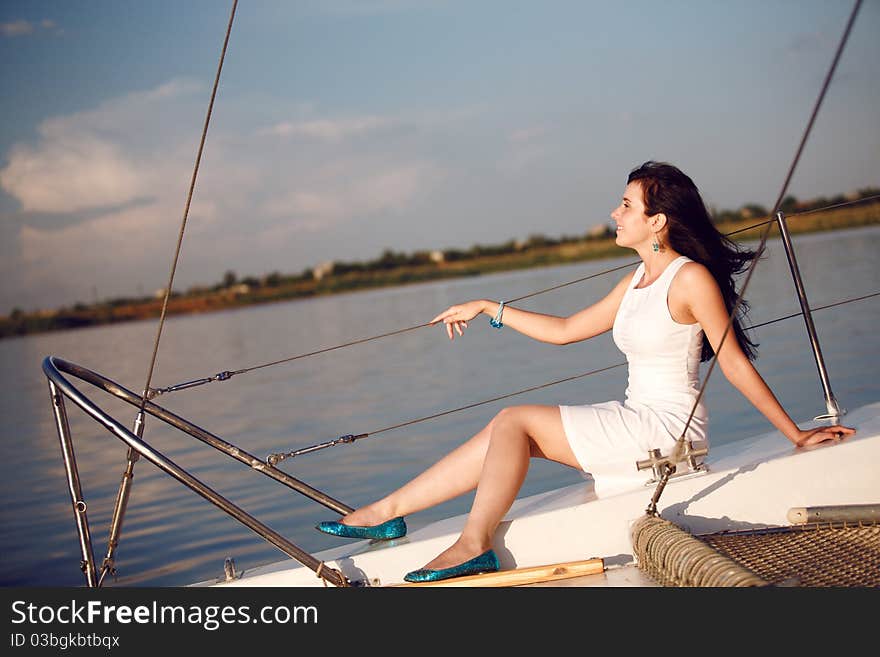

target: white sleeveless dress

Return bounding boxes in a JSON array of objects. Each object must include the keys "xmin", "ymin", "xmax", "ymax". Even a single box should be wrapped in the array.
[{"xmin": 559, "ymin": 255, "xmax": 708, "ymax": 497}]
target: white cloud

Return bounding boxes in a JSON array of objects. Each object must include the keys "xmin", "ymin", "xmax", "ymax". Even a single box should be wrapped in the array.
[
  {"xmin": 509, "ymin": 125, "xmax": 547, "ymax": 143},
  {"xmin": 500, "ymin": 124, "xmax": 551, "ymax": 174},
  {"xmin": 316, "ymin": 0, "xmax": 444, "ymax": 16},
  {"xmin": 264, "ymin": 190, "xmax": 344, "ymax": 220},
  {"xmin": 0, "ymin": 20, "xmax": 33, "ymax": 37},
  {"xmin": 352, "ymin": 165, "xmax": 427, "ymax": 212},
  {"xmin": 20, "ymin": 204, "xmax": 173, "ymax": 267},
  {"xmin": 1, "ymin": 136, "xmax": 141, "ymax": 213},
  {"xmin": 1, "ymin": 19, "xmax": 62, "ymax": 37},
  {"xmin": 261, "ymin": 116, "xmax": 392, "ymax": 141},
  {"xmin": 0, "ymin": 79, "xmax": 205, "ymax": 213},
  {"xmin": 143, "ymin": 78, "xmax": 205, "ymax": 101},
  {"xmin": 1, "ymin": 80, "xmax": 453, "ymax": 309},
  {"xmin": 15, "ymin": 199, "xmax": 184, "ymax": 309},
  {"xmin": 261, "ymin": 161, "xmax": 436, "ymax": 223}
]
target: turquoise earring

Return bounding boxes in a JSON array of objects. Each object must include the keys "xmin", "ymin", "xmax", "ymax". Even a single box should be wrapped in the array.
[{"xmin": 652, "ymin": 239, "xmax": 660, "ymax": 253}]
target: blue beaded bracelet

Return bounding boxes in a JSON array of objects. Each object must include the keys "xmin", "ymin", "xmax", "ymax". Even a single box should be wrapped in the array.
[{"xmin": 489, "ymin": 301, "xmax": 505, "ymax": 328}]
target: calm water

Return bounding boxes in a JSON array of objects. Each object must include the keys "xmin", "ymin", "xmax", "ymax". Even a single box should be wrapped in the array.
[{"xmin": 2, "ymin": 226, "xmax": 878, "ymax": 587}]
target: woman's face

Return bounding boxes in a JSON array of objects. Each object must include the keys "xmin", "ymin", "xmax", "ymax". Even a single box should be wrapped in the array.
[{"xmin": 611, "ymin": 181, "xmax": 652, "ymax": 249}]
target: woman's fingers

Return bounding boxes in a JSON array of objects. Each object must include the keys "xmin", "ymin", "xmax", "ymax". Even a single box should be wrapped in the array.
[
  {"xmin": 431, "ymin": 304, "xmax": 468, "ymax": 325},
  {"xmin": 444, "ymin": 320, "xmax": 468, "ymax": 340},
  {"xmin": 799, "ymin": 424, "xmax": 856, "ymax": 446},
  {"xmin": 432, "ymin": 301, "xmax": 479, "ymax": 340},
  {"xmin": 430, "ymin": 308, "xmax": 454, "ymax": 324},
  {"xmin": 821, "ymin": 424, "xmax": 856, "ymax": 440},
  {"xmin": 431, "ymin": 304, "xmax": 474, "ymax": 340}
]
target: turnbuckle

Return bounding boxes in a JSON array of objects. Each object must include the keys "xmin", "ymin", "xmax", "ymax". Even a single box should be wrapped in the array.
[
  {"xmin": 266, "ymin": 433, "xmax": 368, "ymax": 466},
  {"xmin": 146, "ymin": 370, "xmax": 236, "ymax": 398}
]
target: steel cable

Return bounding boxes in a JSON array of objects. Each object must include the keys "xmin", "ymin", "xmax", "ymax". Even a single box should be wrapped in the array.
[
  {"xmin": 149, "ymin": 193, "xmax": 878, "ymax": 397},
  {"xmin": 649, "ymin": 0, "xmax": 863, "ymax": 514},
  {"xmin": 266, "ymin": 289, "xmax": 877, "ymax": 464},
  {"xmin": 138, "ymin": 0, "xmax": 238, "ymax": 411}
]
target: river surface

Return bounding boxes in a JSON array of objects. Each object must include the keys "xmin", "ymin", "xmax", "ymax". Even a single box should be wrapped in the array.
[{"xmin": 1, "ymin": 225, "xmax": 878, "ymax": 587}]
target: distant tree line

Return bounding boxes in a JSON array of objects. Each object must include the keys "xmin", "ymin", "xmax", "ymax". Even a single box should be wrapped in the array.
[
  {"xmin": 710, "ymin": 187, "xmax": 879, "ymax": 224},
  {"xmin": 210, "ymin": 185, "xmax": 879, "ymax": 292},
  {"xmin": 2, "ymin": 186, "xmax": 877, "ymax": 337}
]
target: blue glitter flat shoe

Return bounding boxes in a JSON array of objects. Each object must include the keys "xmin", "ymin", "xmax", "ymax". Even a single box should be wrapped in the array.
[
  {"xmin": 315, "ymin": 516, "xmax": 407, "ymax": 540},
  {"xmin": 403, "ymin": 549, "xmax": 499, "ymax": 583}
]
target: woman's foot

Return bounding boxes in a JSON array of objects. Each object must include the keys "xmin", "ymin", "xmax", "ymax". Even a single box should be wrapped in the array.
[
  {"xmin": 315, "ymin": 516, "xmax": 406, "ymax": 540},
  {"xmin": 315, "ymin": 504, "xmax": 406, "ymax": 540},
  {"xmin": 404, "ymin": 544, "xmax": 499, "ymax": 583},
  {"xmin": 420, "ymin": 538, "xmax": 492, "ymax": 571},
  {"xmin": 337, "ymin": 506, "xmax": 387, "ymax": 528}
]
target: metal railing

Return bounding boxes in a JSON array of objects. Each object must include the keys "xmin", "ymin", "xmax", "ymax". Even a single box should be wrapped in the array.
[{"xmin": 43, "ymin": 355, "xmax": 351, "ymax": 588}]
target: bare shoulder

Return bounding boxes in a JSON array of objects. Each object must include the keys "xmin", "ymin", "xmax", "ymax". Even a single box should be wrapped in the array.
[
  {"xmin": 669, "ymin": 261, "xmax": 723, "ymax": 322},
  {"xmin": 674, "ymin": 260, "xmax": 717, "ymax": 292}
]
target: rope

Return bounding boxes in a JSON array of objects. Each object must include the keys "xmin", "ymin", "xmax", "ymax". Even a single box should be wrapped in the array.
[
  {"xmin": 136, "ymin": 0, "xmax": 238, "ymax": 411},
  {"xmin": 504, "ymin": 261, "xmax": 637, "ymax": 304},
  {"xmin": 266, "ymin": 362, "xmax": 626, "ymax": 464},
  {"xmin": 648, "ymin": 0, "xmax": 863, "ymax": 514},
  {"xmin": 366, "ymin": 364, "xmax": 624, "ymax": 437},
  {"xmin": 748, "ymin": 291, "xmax": 880, "ymax": 330},
  {"xmin": 351, "ymin": 293, "xmax": 880, "ymax": 440},
  {"xmin": 232, "ymin": 321, "xmax": 433, "ymax": 376},
  {"xmin": 265, "ymin": 289, "xmax": 877, "ymax": 464},
  {"xmin": 631, "ymin": 514, "xmax": 769, "ymax": 587},
  {"xmin": 268, "ymin": 0, "xmax": 875, "ymax": 472},
  {"xmin": 147, "ymin": 192, "xmax": 878, "ymax": 397},
  {"xmin": 721, "ymin": 193, "xmax": 880, "ymax": 238}
]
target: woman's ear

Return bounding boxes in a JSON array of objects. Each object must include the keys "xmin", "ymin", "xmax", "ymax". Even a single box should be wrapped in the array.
[{"xmin": 651, "ymin": 213, "xmax": 668, "ymax": 232}]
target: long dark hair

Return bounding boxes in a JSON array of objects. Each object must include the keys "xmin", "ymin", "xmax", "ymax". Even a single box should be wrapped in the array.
[{"xmin": 627, "ymin": 160, "xmax": 759, "ymax": 362}]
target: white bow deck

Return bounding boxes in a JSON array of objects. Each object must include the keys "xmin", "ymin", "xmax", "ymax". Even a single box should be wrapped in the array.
[{"xmin": 201, "ymin": 400, "xmax": 880, "ymax": 587}]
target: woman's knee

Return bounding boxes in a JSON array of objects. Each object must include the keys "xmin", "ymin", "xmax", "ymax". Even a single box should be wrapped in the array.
[
  {"xmin": 490, "ymin": 407, "xmax": 531, "ymax": 443},
  {"xmin": 493, "ymin": 406, "xmax": 572, "ymax": 462},
  {"xmin": 495, "ymin": 404, "xmax": 548, "ymax": 427},
  {"xmin": 492, "ymin": 406, "xmax": 524, "ymax": 428}
]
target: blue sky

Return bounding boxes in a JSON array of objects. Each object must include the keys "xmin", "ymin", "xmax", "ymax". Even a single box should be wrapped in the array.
[{"xmin": 1, "ymin": 0, "xmax": 878, "ymax": 314}]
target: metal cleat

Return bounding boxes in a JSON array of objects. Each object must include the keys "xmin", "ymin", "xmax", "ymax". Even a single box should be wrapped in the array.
[{"xmin": 636, "ymin": 440, "xmax": 709, "ymax": 485}]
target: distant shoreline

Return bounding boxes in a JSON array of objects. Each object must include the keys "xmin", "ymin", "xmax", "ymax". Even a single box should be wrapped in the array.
[{"xmin": 2, "ymin": 198, "xmax": 878, "ymax": 340}]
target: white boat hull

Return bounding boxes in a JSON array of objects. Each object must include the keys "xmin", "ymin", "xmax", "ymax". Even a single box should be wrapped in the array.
[{"xmin": 199, "ymin": 401, "xmax": 880, "ymax": 587}]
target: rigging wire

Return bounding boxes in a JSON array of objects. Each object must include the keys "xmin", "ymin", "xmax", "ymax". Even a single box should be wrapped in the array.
[
  {"xmin": 675, "ymin": 0, "xmax": 863, "ymax": 444},
  {"xmin": 370, "ymin": 298, "xmax": 879, "ymax": 437},
  {"xmin": 266, "ymin": 289, "xmax": 879, "ymax": 464},
  {"xmin": 148, "ymin": 192, "xmax": 879, "ymax": 397},
  {"xmin": 137, "ymin": 0, "xmax": 238, "ymax": 412},
  {"xmin": 646, "ymin": 0, "xmax": 864, "ymax": 515},
  {"xmin": 131, "ymin": 0, "xmax": 867, "ymax": 476},
  {"xmin": 723, "ymin": 193, "xmax": 880, "ymax": 237}
]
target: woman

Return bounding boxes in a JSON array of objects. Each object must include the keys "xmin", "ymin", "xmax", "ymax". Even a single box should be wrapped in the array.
[{"xmin": 316, "ymin": 161, "xmax": 855, "ymax": 583}]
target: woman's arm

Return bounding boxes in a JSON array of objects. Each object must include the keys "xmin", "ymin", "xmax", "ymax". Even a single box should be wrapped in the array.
[
  {"xmin": 430, "ymin": 271, "xmax": 634, "ymax": 345},
  {"xmin": 676, "ymin": 262, "xmax": 855, "ymax": 447}
]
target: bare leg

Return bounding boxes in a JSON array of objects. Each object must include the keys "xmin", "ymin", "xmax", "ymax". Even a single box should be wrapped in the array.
[
  {"xmin": 419, "ymin": 405, "xmax": 579, "ymax": 570},
  {"xmin": 340, "ymin": 404, "xmax": 579, "ymax": 570},
  {"xmin": 339, "ymin": 416, "xmax": 497, "ymax": 527}
]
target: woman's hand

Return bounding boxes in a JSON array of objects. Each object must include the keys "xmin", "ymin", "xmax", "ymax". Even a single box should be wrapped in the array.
[
  {"xmin": 430, "ymin": 300, "xmax": 488, "ymax": 341},
  {"xmin": 792, "ymin": 424, "xmax": 856, "ymax": 447}
]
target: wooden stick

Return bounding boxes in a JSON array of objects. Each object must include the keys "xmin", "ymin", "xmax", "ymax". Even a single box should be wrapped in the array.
[{"xmin": 394, "ymin": 557, "xmax": 604, "ymax": 587}]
